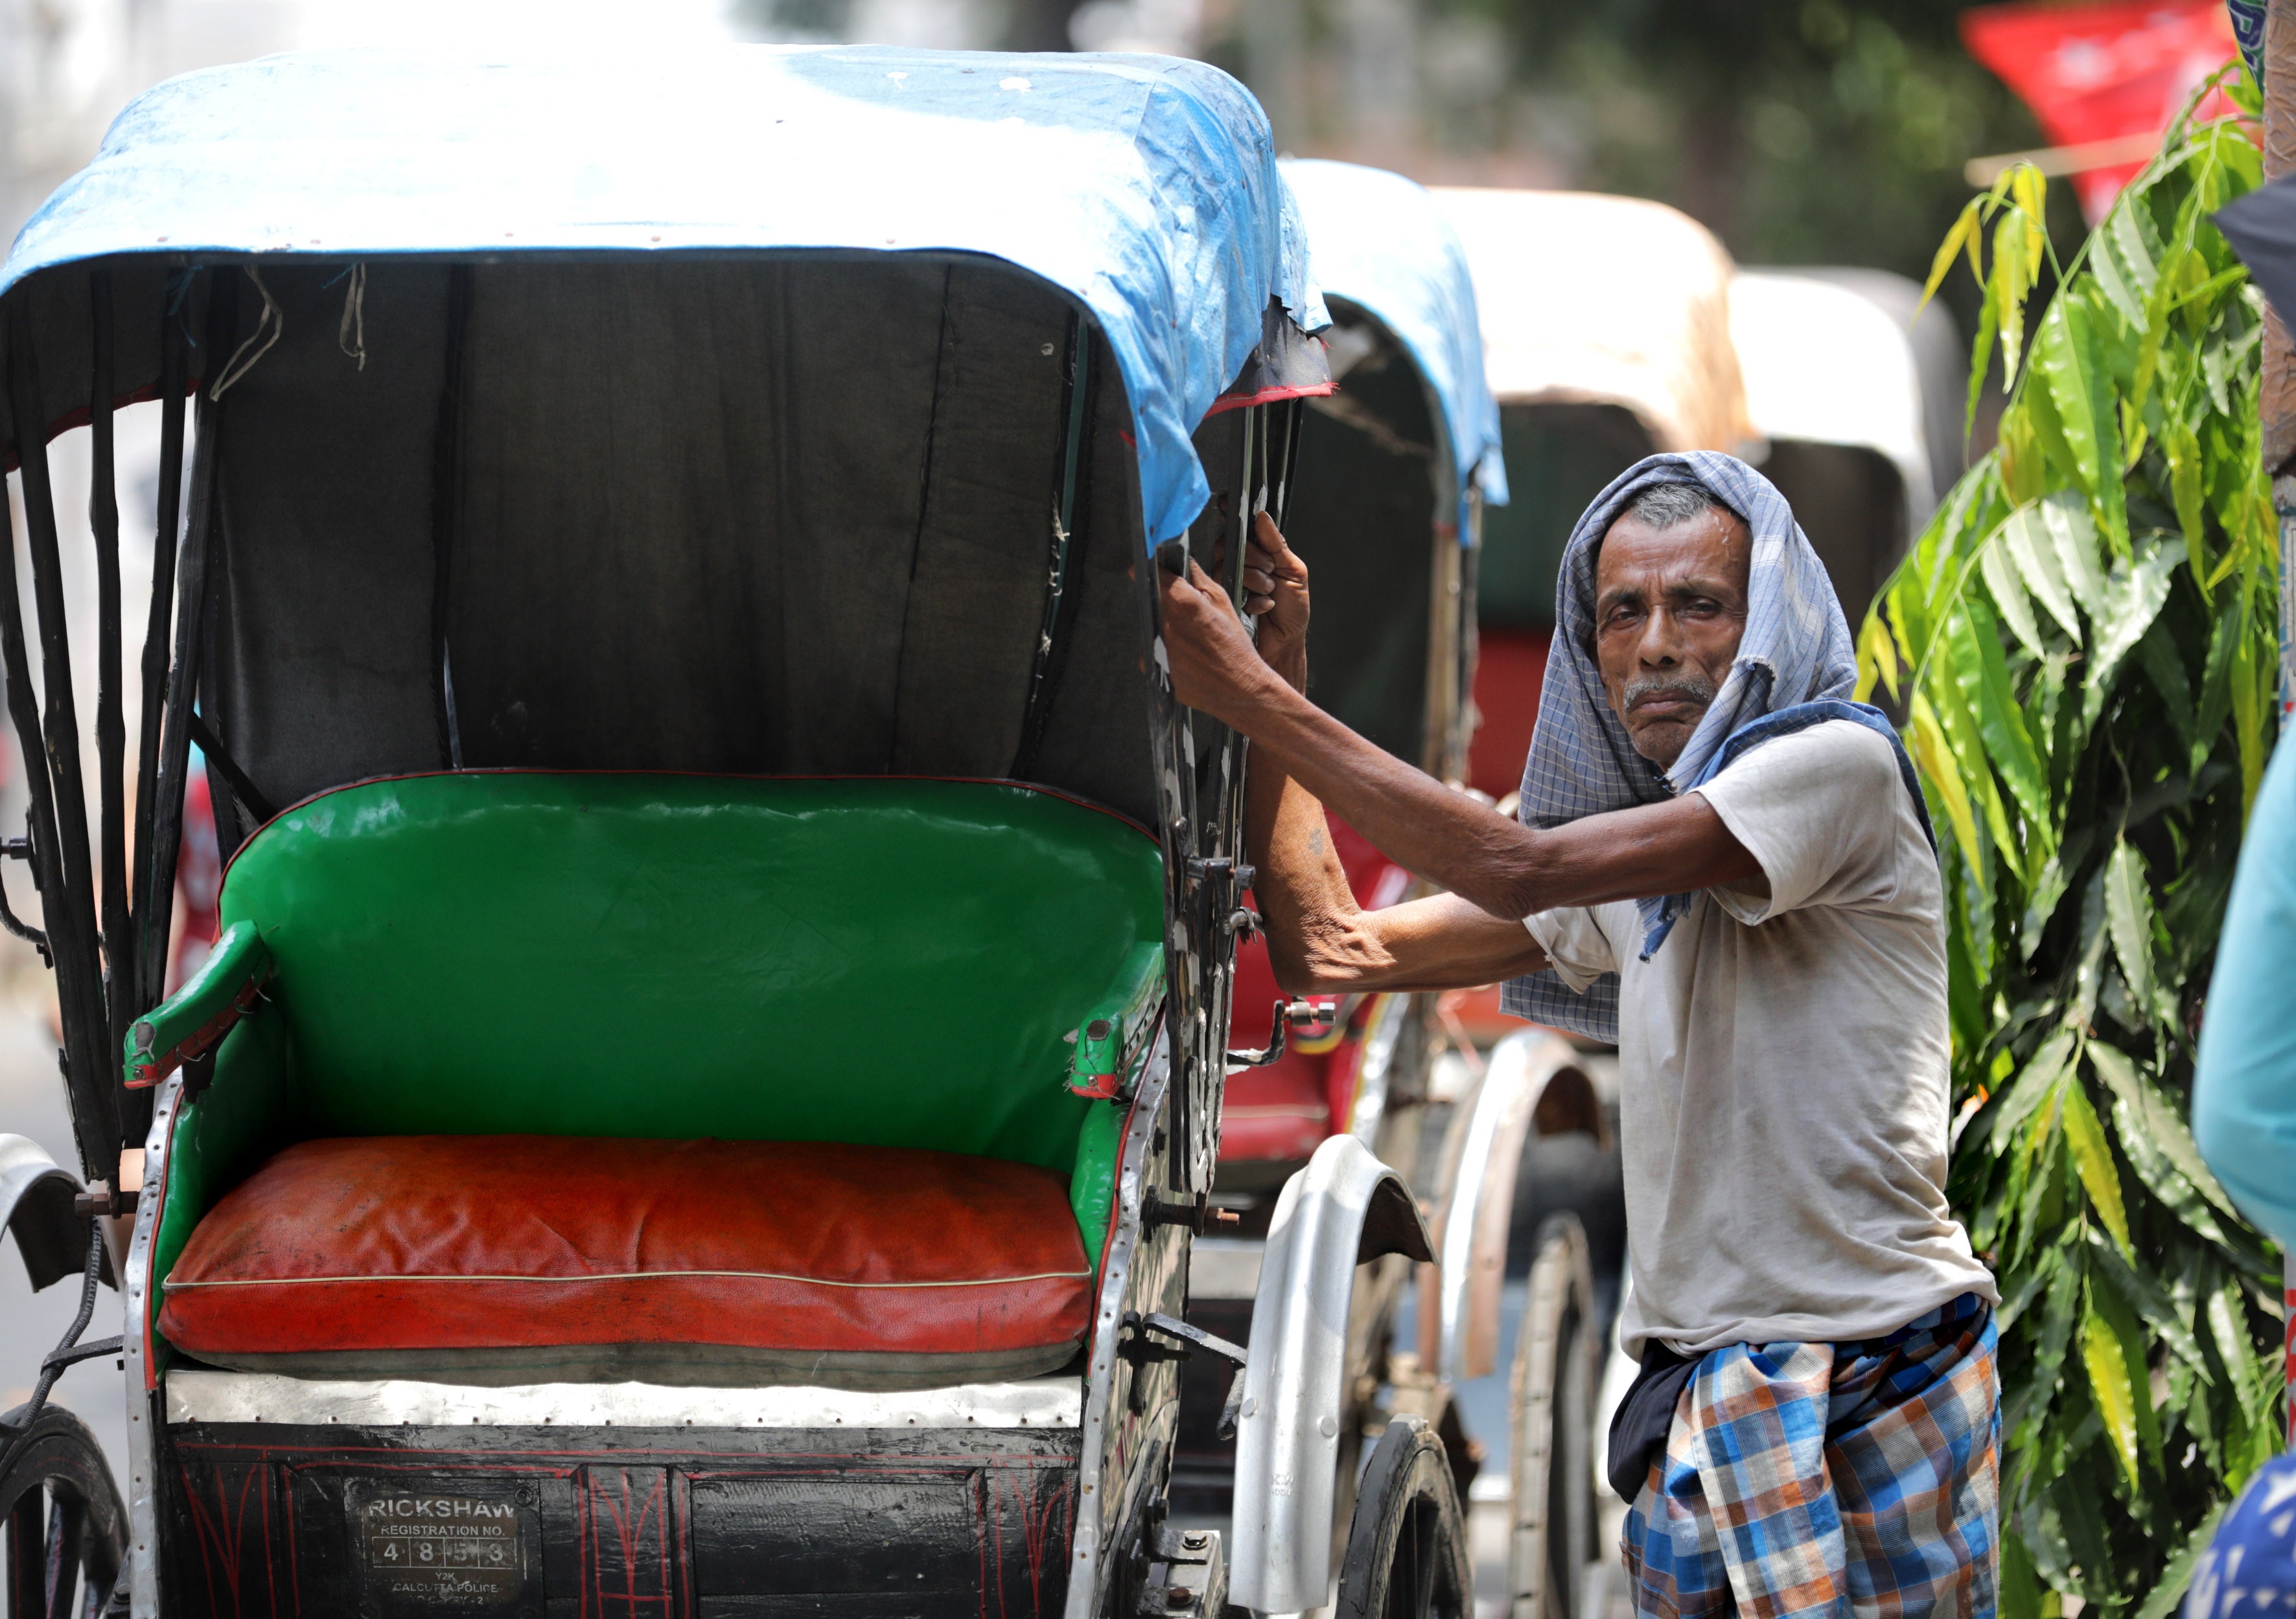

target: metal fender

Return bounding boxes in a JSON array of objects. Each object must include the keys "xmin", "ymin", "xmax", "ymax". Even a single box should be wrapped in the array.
[
  {"xmin": 0, "ymin": 1132, "xmax": 87, "ymax": 1292},
  {"xmin": 1428, "ymin": 1032, "xmax": 1605, "ymax": 1383},
  {"xmin": 1229, "ymin": 1134, "xmax": 1433, "ymax": 1615}
]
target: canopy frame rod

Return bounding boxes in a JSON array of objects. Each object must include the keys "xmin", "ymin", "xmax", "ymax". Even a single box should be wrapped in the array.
[
  {"xmin": 89, "ymin": 270, "xmax": 131, "ymax": 1075},
  {"xmin": 1014, "ymin": 310, "xmax": 1097, "ymax": 778},
  {"xmin": 5, "ymin": 300, "xmax": 115, "ymax": 1174},
  {"xmin": 128, "ymin": 278, "xmax": 189, "ymax": 1043},
  {"xmin": 140, "ymin": 268, "xmax": 238, "ymax": 1023},
  {"xmin": 431, "ymin": 265, "xmax": 472, "ymax": 770}
]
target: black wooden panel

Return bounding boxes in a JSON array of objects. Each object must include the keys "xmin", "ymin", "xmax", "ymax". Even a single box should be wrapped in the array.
[
  {"xmin": 574, "ymin": 1465, "xmax": 685, "ymax": 1619},
  {"xmin": 161, "ymin": 1423, "xmax": 1080, "ymax": 1619},
  {"xmin": 167, "ymin": 1454, "xmax": 286, "ymax": 1619},
  {"xmin": 691, "ymin": 1476, "xmax": 975, "ymax": 1599},
  {"xmin": 700, "ymin": 1598, "xmax": 992, "ymax": 1618}
]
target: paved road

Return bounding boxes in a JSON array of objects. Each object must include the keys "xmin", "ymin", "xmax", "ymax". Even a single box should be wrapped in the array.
[{"xmin": 0, "ymin": 971, "xmax": 132, "ymax": 1491}]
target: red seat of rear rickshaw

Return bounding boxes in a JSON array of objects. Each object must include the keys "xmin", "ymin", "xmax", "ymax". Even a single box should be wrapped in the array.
[{"xmin": 154, "ymin": 772, "xmax": 1161, "ymax": 1388}]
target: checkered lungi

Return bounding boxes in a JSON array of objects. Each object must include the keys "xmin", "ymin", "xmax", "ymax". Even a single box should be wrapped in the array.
[{"xmin": 1622, "ymin": 1292, "xmax": 2000, "ymax": 1619}]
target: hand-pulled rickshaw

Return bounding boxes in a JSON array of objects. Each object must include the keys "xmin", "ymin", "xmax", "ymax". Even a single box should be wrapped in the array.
[{"xmin": 0, "ymin": 47, "xmax": 1463, "ymax": 1619}]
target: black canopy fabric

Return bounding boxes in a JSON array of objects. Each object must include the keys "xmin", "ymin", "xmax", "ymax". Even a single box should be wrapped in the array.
[
  {"xmin": 2216, "ymin": 172, "xmax": 2296, "ymax": 339},
  {"xmin": 202, "ymin": 252, "xmax": 1157, "ymax": 832}
]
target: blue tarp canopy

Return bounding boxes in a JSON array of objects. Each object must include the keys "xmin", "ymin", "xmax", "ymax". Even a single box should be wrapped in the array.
[
  {"xmin": 1280, "ymin": 158, "xmax": 1506, "ymax": 537},
  {"xmin": 1, "ymin": 45, "xmax": 1325, "ymax": 544}
]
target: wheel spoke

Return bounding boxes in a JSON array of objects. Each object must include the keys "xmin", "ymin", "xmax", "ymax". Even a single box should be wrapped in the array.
[
  {"xmin": 7, "ymin": 1489, "xmax": 46, "ymax": 1619},
  {"xmin": 1386, "ymin": 1502, "xmax": 1417, "ymax": 1619},
  {"xmin": 1412, "ymin": 1499, "xmax": 1442, "ymax": 1618},
  {"xmin": 43, "ymin": 1493, "xmax": 83, "ymax": 1619}
]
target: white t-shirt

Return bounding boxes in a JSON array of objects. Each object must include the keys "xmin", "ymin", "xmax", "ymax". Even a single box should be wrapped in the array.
[{"xmin": 1524, "ymin": 719, "xmax": 1996, "ymax": 1359}]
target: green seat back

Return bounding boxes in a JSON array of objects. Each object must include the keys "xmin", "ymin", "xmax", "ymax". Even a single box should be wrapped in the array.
[{"xmin": 218, "ymin": 773, "xmax": 1165, "ymax": 1173}]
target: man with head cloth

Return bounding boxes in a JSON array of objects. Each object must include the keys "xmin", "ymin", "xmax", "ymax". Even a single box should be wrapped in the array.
[{"xmin": 1160, "ymin": 452, "xmax": 1999, "ymax": 1615}]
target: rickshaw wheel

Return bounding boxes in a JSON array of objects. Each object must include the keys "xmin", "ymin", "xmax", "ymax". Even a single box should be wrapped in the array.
[
  {"xmin": 1335, "ymin": 1417, "xmax": 1472, "ymax": 1619},
  {"xmin": 1505, "ymin": 1214, "xmax": 1598, "ymax": 1619},
  {"xmin": 0, "ymin": 1402, "xmax": 126, "ymax": 1619}
]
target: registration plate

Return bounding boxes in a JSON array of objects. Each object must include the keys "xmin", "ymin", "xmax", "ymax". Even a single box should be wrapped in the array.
[{"xmin": 351, "ymin": 1483, "xmax": 539, "ymax": 1613}]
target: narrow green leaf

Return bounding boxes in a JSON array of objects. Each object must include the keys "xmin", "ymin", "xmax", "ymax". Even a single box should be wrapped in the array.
[
  {"xmin": 2081, "ymin": 537, "xmax": 2184, "ymax": 733},
  {"xmin": 2021, "ymin": 856, "xmax": 2071, "ymax": 961},
  {"xmin": 1855, "ymin": 611, "xmax": 1899, "ymax": 703},
  {"xmin": 2088, "ymin": 1043, "xmax": 2242, "ymax": 1221},
  {"xmin": 2165, "ymin": 411, "xmax": 2209, "ymax": 587},
  {"xmin": 2035, "ymin": 296, "xmax": 2129, "ymax": 552},
  {"xmin": 1966, "ymin": 316, "xmax": 1999, "ymax": 447},
  {"xmin": 2086, "ymin": 1230, "xmax": 2207, "ymax": 1373},
  {"xmin": 1999, "ymin": 502, "xmax": 2082, "ymax": 638},
  {"xmin": 1920, "ymin": 199, "xmax": 1982, "ymax": 319},
  {"xmin": 2090, "ymin": 210, "xmax": 2148, "ymax": 329},
  {"xmin": 2012, "ymin": 167, "xmax": 2048, "ymax": 273},
  {"xmin": 2231, "ymin": 612, "xmax": 2269, "ymax": 822},
  {"xmin": 1978, "ymin": 529, "xmax": 2047, "ymax": 657},
  {"xmin": 1989, "ymin": 1027, "xmax": 2078, "ymax": 1152},
  {"xmin": 2041, "ymin": 490, "xmax": 2109, "ymax": 618},
  {"xmin": 1908, "ymin": 693, "xmax": 1982, "ymax": 876},
  {"xmin": 2133, "ymin": 1504, "xmax": 2228, "ymax": 1619},
  {"xmin": 2081, "ymin": 1297, "xmax": 2142, "ymax": 1485},
  {"xmin": 2111, "ymin": 1093, "xmax": 2233, "ymax": 1247},
  {"xmin": 2192, "ymin": 592, "xmax": 2242, "ymax": 777},
  {"xmin": 2061, "ymin": 1079, "xmax": 2132, "ymax": 1257},
  {"xmin": 1991, "ymin": 213, "xmax": 2031, "ymax": 382},
  {"xmin": 2070, "ymin": 872, "xmax": 2112, "ymax": 1031},
  {"xmin": 2102, "ymin": 840, "xmax": 2159, "ymax": 1019},
  {"xmin": 2000, "ymin": 1533, "xmax": 2044, "ymax": 1619},
  {"xmin": 1930, "ymin": 651, "xmax": 2024, "ymax": 880},
  {"xmin": 2090, "ymin": 1252, "xmax": 2163, "ymax": 1461},
  {"xmin": 1948, "ymin": 600, "xmax": 2055, "ymax": 845}
]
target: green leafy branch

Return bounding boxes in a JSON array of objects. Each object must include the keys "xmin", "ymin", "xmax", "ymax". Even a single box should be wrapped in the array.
[{"xmin": 1861, "ymin": 71, "xmax": 2284, "ymax": 1618}]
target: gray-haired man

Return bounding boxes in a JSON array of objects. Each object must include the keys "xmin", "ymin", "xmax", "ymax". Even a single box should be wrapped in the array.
[{"xmin": 1159, "ymin": 454, "xmax": 1999, "ymax": 1616}]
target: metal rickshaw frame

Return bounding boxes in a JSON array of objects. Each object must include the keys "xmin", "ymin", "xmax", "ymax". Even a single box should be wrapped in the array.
[{"xmin": 0, "ymin": 45, "xmax": 1454, "ymax": 1619}]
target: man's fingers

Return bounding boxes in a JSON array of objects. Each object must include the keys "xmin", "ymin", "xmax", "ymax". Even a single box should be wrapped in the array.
[
  {"xmin": 1253, "ymin": 511, "xmax": 1299, "ymax": 566},
  {"xmin": 1183, "ymin": 559, "xmax": 1245, "ymax": 626}
]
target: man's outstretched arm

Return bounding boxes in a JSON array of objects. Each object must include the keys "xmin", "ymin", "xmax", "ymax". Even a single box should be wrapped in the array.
[
  {"xmin": 1248, "ymin": 760, "xmax": 1555, "ymax": 994},
  {"xmin": 1175, "ymin": 548, "xmax": 1759, "ymax": 923}
]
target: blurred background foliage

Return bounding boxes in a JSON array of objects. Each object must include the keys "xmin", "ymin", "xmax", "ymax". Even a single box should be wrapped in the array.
[
  {"xmin": 1430, "ymin": 0, "xmax": 2091, "ymax": 324},
  {"xmin": 736, "ymin": 0, "xmax": 2084, "ymax": 336}
]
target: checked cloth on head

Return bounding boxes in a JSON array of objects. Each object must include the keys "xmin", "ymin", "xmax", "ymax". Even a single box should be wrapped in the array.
[
  {"xmin": 1623, "ymin": 1293, "xmax": 2000, "ymax": 1619},
  {"xmin": 1498, "ymin": 450, "xmax": 1929, "ymax": 1042}
]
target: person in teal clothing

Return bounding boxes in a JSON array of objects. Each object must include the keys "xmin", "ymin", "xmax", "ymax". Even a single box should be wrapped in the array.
[{"xmin": 2195, "ymin": 730, "xmax": 2296, "ymax": 1248}]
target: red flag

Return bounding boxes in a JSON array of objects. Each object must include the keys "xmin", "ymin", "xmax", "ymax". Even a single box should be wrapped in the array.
[{"xmin": 1962, "ymin": 1, "xmax": 2240, "ymax": 219}]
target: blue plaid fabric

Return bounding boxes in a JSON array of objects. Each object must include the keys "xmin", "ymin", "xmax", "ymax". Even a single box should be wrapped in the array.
[
  {"xmin": 1623, "ymin": 1294, "xmax": 2000, "ymax": 1619},
  {"xmin": 1500, "ymin": 452, "xmax": 1870, "ymax": 1041}
]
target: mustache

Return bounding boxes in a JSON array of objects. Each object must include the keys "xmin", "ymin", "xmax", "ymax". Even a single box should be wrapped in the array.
[{"xmin": 1621, "ymin": 673, "xmax": 1718, "ymax": 712}]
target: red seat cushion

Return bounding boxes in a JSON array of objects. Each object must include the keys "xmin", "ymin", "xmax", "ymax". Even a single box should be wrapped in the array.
[
  {"xmin": 1218, "ymin": 1056, "xmax": 1332, "ymax": 1165},
  {"xmin": 159, "ymin": 1136, "xmax": 1093, "ymax": 1388}
]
